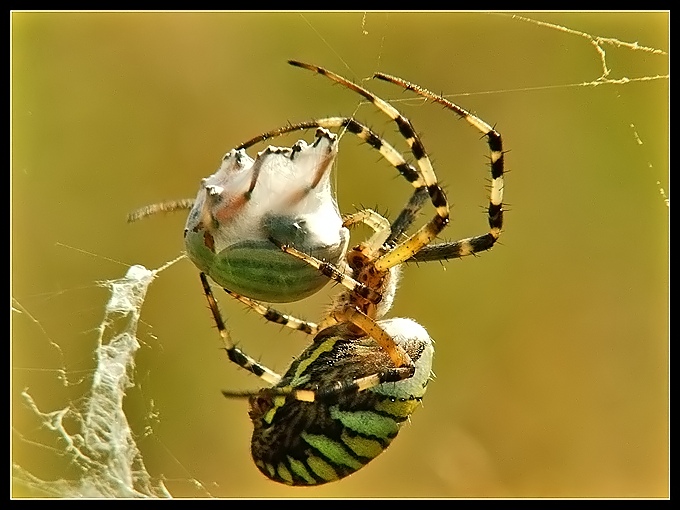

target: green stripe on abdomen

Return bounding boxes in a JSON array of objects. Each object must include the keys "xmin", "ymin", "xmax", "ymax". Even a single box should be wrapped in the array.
[
  {"xmin": 340, "ymin": 430, "xmax": 384, "ymax": 459},
  {"xmin": 329, "ymin": 405, "xmax": 400, "ymax": 439},
  {"xmin": 212, "ymin": 247, "xmax": 327, "ymax": 302},
  {"xmin": 305, "ymin": 455, "xmax": 339, "ymax": 483},
  {"xmin": 301, "ymin": 432, "xmax": 363, "ymax": 471},
  {"xmin": 287, "ymin": 456, "xmax": 317, "ymax": 485}
]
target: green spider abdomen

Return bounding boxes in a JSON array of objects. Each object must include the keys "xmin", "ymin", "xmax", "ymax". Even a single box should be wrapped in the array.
[
  {"xmin": 185, "ymin": 233, "xmax": 347, "ymax": 302},
  {"xmin": 247, "ymin": 318, "xmax": 434, "ymax": 485}
]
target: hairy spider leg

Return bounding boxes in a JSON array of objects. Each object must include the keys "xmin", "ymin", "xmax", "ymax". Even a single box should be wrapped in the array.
[
  {"xmin": 201, "ymin": 272, "xmax": 282, "ymax": 385},
  {"xmin": 373, "ymin": 72, "xmax": 505, "ymax": 261},
  {"xmin": 127, "ymin": 198, "xmax": 195, "ymax": 223}
]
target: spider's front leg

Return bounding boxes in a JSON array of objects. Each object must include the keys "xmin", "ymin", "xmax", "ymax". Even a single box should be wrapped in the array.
[{"xmin": 374, "ymin": 71, "xmax": 506, "ymax": 262}]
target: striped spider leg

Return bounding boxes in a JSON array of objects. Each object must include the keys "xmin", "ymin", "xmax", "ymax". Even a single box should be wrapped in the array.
[{"xmin": 372, "ymin": 71, "xmax": 505, "ymax": 262}]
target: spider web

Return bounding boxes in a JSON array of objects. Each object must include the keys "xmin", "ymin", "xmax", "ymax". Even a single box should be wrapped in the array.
[
  {"xmin": 11, "ymin": 12, "xmax": 669, "ymax": 499},
  {"xmin": 12, "ymin": 260, "xmax": 178, "ymax": 498}
]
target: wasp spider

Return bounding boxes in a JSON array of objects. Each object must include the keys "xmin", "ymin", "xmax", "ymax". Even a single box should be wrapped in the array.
[{"xmin": 200, "ymin": 61, "xmax": 506, "ymax": 486}]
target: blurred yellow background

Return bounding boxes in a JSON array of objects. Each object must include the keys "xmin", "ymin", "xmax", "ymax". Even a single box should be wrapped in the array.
[{"xmin": 12, "ymin": 12, "xmax": 668, "ymax": 498}]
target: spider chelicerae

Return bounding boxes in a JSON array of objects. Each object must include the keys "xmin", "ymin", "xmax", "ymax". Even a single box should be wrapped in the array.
[
  {"xmin": 200, "ymin": 61, "xmax": 505, "ymax": 485},
  {"xmin": 129, "ymin": 60, "xmax": 505, "ymax": 486}
]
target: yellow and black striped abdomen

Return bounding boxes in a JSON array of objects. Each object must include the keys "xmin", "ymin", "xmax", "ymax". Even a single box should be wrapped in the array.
[{"xmin": 247, "ymin": 318, "xmax": 434, "ymax": 486}]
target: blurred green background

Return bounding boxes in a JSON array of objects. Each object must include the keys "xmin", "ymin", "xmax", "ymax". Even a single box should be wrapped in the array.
[{"xmin": 12, "ymin": 12, "xmax": 668, "ymax": 498}]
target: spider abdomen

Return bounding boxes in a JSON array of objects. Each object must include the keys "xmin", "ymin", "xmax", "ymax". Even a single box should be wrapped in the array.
[
  {"xmin": 247, "ymin": 318, "xmax": 434, "ymax": 485},
  {"xmin": 185, "ymin": 235, "xmax": 347, "ymax": 302}
]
